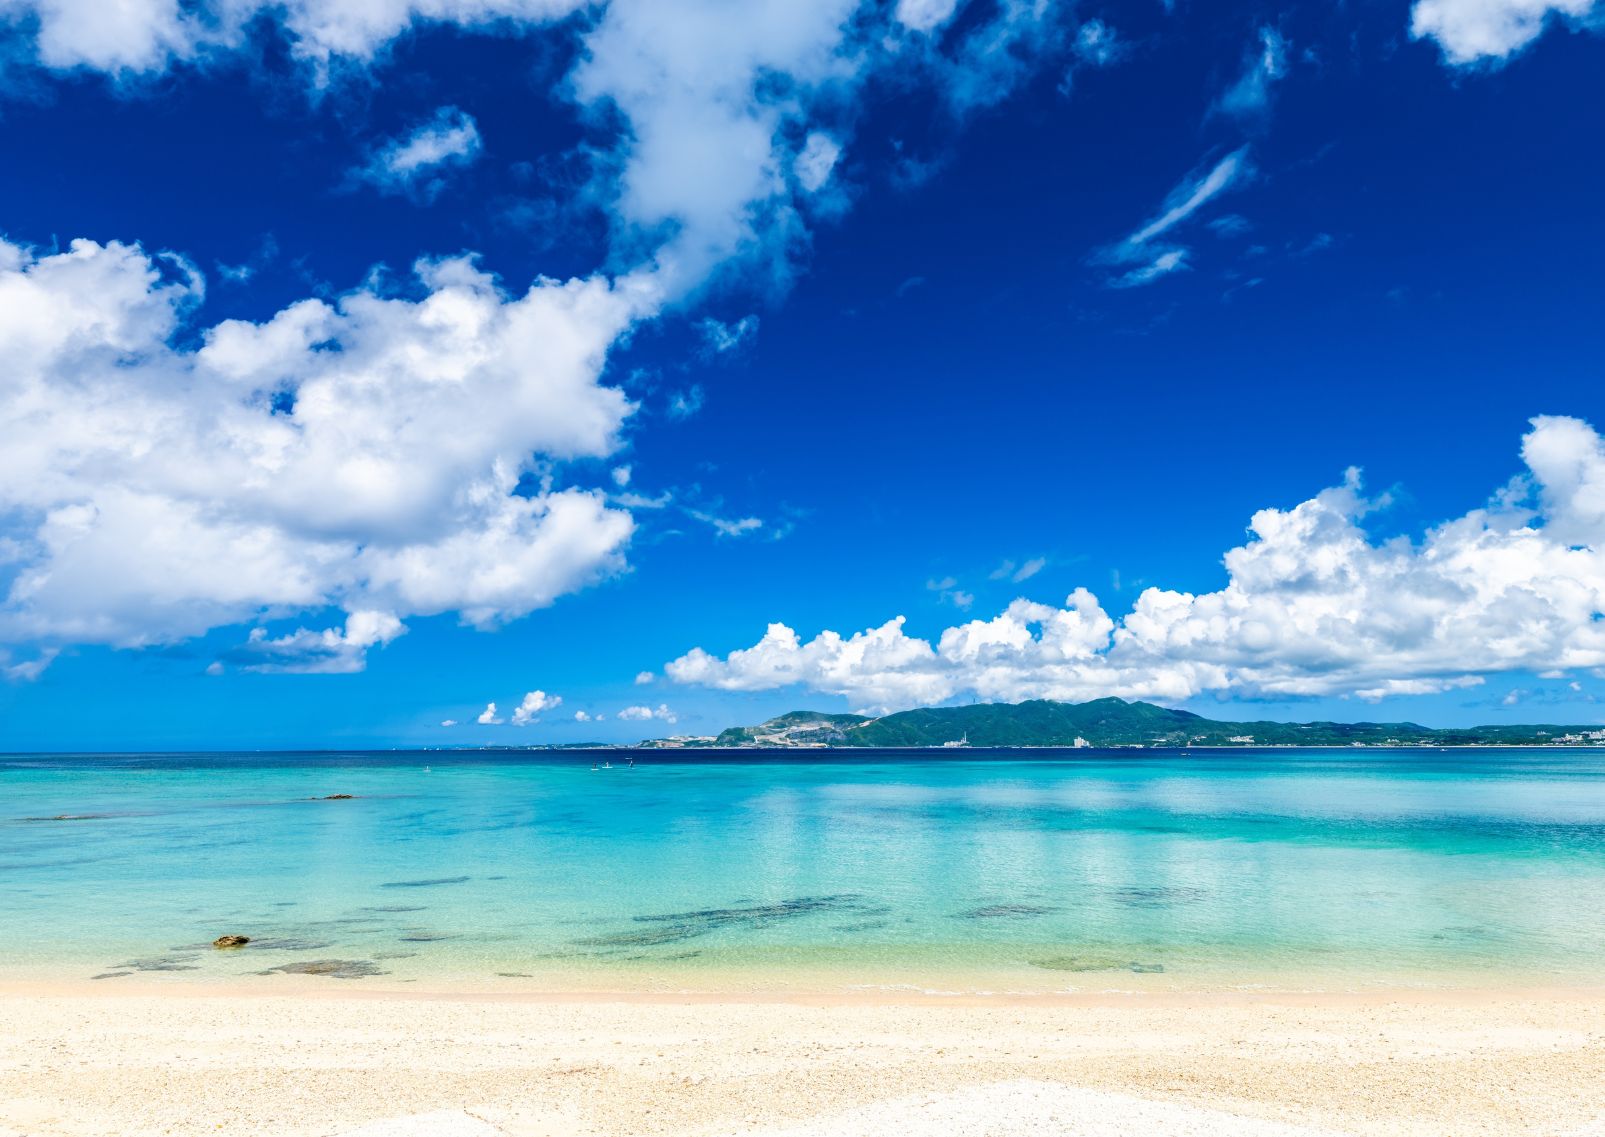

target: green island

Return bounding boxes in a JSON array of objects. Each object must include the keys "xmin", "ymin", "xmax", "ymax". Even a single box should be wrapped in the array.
[{"xmin": 636, "ymin": 697, "xmax": 1605, "ymax": 749}]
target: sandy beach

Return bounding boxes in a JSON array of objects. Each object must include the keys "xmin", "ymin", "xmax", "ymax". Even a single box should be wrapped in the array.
[{"xmin": 1, "ymin": 983, "xmax": 1602, "ymax": 1136}]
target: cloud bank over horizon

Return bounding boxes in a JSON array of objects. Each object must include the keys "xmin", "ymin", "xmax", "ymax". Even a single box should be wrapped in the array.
[{"xmin": 667, "ymin": 416, "xmax": 1605, "ymax": 714}]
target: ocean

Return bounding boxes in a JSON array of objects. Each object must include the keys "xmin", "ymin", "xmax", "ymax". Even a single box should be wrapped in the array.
[{"xmin": 4, "ymin": 748, "xmax": 1604, "ymax": 991}]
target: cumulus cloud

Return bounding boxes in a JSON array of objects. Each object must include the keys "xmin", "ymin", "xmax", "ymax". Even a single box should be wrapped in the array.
[
  {"xmin": 511, "ymin": 687, "xmax": 561, "ymax": 724},
  {"xmin": 0, "ymin": 0, "xmax": 590, "ymax": 76},
  {"xmin": 668, "ymin": 416, "xmax": 1605, "ymax": 712},
  {"xmin": 1093, "ymin": 147, "xmax": 1251, "ymax": 289},
  {"xmin": 476, "ymin": 701, "xmax": 503, "ymax": 724},
  {"xmin": 0, "ymin": 237, "xmax": 644, "ymax": 662},
  {"xmin": 225, "ymin": 610, "xmax": 406, "ymax": 673},
  {"xmin": 618, "ymin": 702, "xmax": 677, "ymax": 723},
  {"xmin": 1411, "ymin": 0, "xmax": 1602, "ymax": 64},
  {"xmin": 354, "ymin": 106, "xmax": 482, "ymax": 199},
  {"xmin": 0, "ymin": 0, "xmax": 1084, "ymax": 672}
]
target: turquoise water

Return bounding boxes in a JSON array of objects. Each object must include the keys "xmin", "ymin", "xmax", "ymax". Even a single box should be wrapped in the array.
[{"xmin": 4, "ymin": 748, "xmax": 1605, "ymax": 990}]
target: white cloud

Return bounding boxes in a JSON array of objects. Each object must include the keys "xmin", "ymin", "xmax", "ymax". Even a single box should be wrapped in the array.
[
  {"xmin": 668, "ymin": 416, "xmax": 1605, "ymax": 713},
  {"xmin": 2, "ymin": 646, "xmax": 58, "ymax": 682},
  {"xmin": 698, "ymin": 315, "xmax": 759, "ymax": 355},
  {"xmin": 0, "ymin": 0, "xmax": 591, "ymax": 75},
  {"xmin": 0, "ymin": 238, "xmax": 644, "ymax": 664},
  {"xmin": 574, "ymin": 709, "xmax": 594, "ymax": 722},
  {"xmin": 227, "ymin": 609, "xmax": 406, "ymax": 673},
  {"xmin": 685, "ymin": 509, "xmax": 762, "ymax": 537},
  {"xmin": 1214, "ymin": 27, "xmax": 1287, "ymax": 120},
  {"xmin": 1072, "ymin": 19, "xmax": 1124, "ymax": 67},
  {"xmin": 634, "ymin": 670, "xmax": 655, "ymax": 684},
  {"xmin": 476, "ymin": 701, "xmax": 503, "ymax": 724},
  {"xmin": 1411, "ymin": 0, "xmax": 1601, "ymax": 64},
  {"xmin": 1012, "ymin": 557, "xmax": 1046, "ymax": 582},
  {"xmin": 511, "ymin": 687, "xmax": 561, "ymax": 724},
  {"xmin": 440, "ymin": 717, "xmax": 458, "ymax": 726},
  {"xmin": 668, "ymin": 386, "xmax": 706, "ymax": 420},
  {"xmin": 611, "ymin": 465, "xmax": 632, "ymax": 488},
  {"xmin": 1094, "ymin": 148, "xmax": 1250, "ymax": 289},
  {"xmin": 894, "ymin": 0, "xmax": 961, "ymax": 33},
  {"xmin": 1124, "ymin": 149, "xmax": 1250, "ymax": 249},
  {"xmin": 0, "ymin": 1, "xmax": 1084, "ymax": 671},
  {"xmin": 355, "ymin": 106, "xmax": 482, "ymax": 198},
  {"xmin": 617, "ymin": 702, "xmax": 677, "ymax": 723},
  {"xmin": 794, "ymin": 132, "xmax": 842, "ymax": 193}
]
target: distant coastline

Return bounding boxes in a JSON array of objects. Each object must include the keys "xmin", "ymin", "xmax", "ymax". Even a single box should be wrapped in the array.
[{"xmin": 632, "ymin": 696, "xmax": 1605, "ymax": 751}]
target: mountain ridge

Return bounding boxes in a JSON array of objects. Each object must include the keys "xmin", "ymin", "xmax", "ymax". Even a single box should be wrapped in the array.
[{"xmin": 638, "ymin": 697, "xmax": 1605, "ymax": 749}]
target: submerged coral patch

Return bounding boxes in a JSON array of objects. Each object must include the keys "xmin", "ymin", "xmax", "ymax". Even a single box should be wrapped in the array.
[
  {"xmin": 956, "ymin": 904, "xmax": 1057, "ymax": 919},
  {"xmin": 574, "ymin": 895, "xmax": 875, "ymax": 950},
  {"xmin": 113, "ymin": 955, "xmax": 202, "ymax": 972},
  {"xmin": 379, "ymin": 876, "xmax": 471, "ymax": 889},
  {"xmin": 1107, "ymin": 886, "xmax": 1208, "ymax": 909},
  {"xmin": 259, "ymin": 959, "xmax": 388, "ymax": 979},
  {"xmin": 1029, "ymin": 956, "xmax": 1165, "ymax": 973}
]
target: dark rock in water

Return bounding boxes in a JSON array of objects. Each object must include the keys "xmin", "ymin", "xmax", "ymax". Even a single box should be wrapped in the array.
[
  {"xmin": 213, "ymin": 935, "xmax": 250, "ymax": 949},
  {"xmin": 380, "ymin": 876, "xmax": 471, "ymax": 889},
  {"xmin": 317, "ymin": 794, "xmax": 355, "ymax": 800},
  {"xmin": 957, "ymin": 904, "xmax": 1056, "ymax": 919},
  {"xmin": 241, "ymin": 937, "xmax": 334, "ymax": 952},
  {"xmin": 372, "ymin": 951, "xmax": 418, "ymax": 960},
  {"xmin": 91, "ymin": 971, "xmax": 133, "ymax": 980},
  {"xmin": 361, "ymin": 905, "xmax": 427, "ymax": 913},
  {"xmin": 398, "ymin": 931, "xmax": 453, "ymax": 942},
  {"xmin": 1029, "ymin": 956, "xmax": 1166, "ymax": 974},
  {"xmin": 23, "ymin": 814, "xmax": 110, "ymax": 822},
  {"xmin": 259, "ymin": 959, "xmax": 388, "ymax": 980}
]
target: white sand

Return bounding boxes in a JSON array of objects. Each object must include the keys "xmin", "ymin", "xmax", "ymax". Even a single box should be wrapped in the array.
[{"xmin": 1, "ymin": 985, "xmax": 1602, "ymax": 1136}]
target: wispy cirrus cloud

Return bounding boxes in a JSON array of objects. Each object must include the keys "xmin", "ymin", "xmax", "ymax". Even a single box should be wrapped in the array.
[
  {"xmin": 1092, "ymin": 147, "xmax": 1252, "ymax": 288},
  {"xmin": 1214, "ymin": 27, "xmax": 1288, "ymax": 121},
  {"xmin": 353, "ymin": 107, "xmax": 482, "ymax": 200}
]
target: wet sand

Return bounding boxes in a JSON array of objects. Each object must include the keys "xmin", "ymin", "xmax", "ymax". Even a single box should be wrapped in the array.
[{"xmin": 1, "ymin": 982, "xmax": 1602, "ymax": 1135}]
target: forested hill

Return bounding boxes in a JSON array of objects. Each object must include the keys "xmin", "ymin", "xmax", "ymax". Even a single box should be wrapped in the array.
[{"xmin": 639, "ymin": 697, "xmax": 1605, "ymax": 748}]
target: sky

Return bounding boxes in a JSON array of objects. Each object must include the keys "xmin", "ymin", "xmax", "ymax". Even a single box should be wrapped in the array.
[{"xmin": 1, "ymin": 0, "xmax": 1604, "ymax": 750}]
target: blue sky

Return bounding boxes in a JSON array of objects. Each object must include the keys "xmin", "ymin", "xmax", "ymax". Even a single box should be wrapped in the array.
[{"xmin": 2, "ymin": 0, "xmax": 1604, "ymax": 749}]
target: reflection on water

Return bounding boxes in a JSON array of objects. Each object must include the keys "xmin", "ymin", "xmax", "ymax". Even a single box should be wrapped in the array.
[{"xmin": 3, "ymin": 747, "xmax": 1605, "ymax": 987}]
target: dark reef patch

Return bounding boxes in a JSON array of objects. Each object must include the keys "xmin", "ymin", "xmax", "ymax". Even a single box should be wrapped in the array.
[
  {"xmin": 956, "ymin": 904, "xmax": 1056, "ymax": 919},
  {"xmin": 1107, "ymin": 886, "xmax": 1208, "ymax": 909},
  {"xmin": 380, "ymin": 876, "xmax": 471, "ymax": 889},
  {"xmin": 573, "ymin": 894, "xmax": 873, "ymax": 950},
  {"xmin": 112, "ymin": 954, "xmax": 202, "ymax": 972},
  {"xmin": 258, "ymin": 959, "xmax": 388, "ymax": 980},
  {"xmin": 1030, "ymin": 956, "xmax": 1165, "ymax": 974}
]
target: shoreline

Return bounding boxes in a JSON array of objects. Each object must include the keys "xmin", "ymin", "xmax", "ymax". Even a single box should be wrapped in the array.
[{"xmin": 5, "ymin": 974, "xmax": 1604, "ymax": 1005}]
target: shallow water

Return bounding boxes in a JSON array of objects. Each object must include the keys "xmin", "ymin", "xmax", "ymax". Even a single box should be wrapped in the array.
[{"xmin": 4, "ymin": 748, "xmax": 1605, "ymax": 990}]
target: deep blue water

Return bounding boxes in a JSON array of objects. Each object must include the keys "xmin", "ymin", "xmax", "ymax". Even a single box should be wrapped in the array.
[{"xmin": 4, "ymin": 748, "xmax": 1605, "ymax": 989}]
